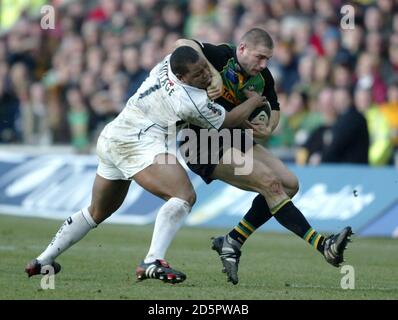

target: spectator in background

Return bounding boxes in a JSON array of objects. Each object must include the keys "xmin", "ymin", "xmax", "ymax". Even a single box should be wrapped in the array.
[
  {"xmin": 332, "ymin": 63, "xmax": 353, "ymax": 88},
  {"xmin": 294, "ymin": 54, "xmax": 314, "ymax": 96},
  {"xmin": 89, "ymin": 90, "xmax": 119, "ymax": 140},
  {"xmin": 140, "ymin": 40, "xmax": 161, "ymax": 73},
  {"xmin": 363, "ymin": 5, "xmax": 383, "ymax": 34},
  {"xmin": 379, "ymin": 79, "xmax": 398, "ymax": 161},
  {"xmin": 0, "ymin": 71, "xmax": 20, "ymax": 142},
  {"xmin": 355, "ymin": 52, "xmax": 387, "ymax": 104},
  {"xmin": 214, "ymin": 0, "xmax": 237, "ymax": 40},
  {"xmin": 341, "ymin": 26, "xmax": 364, "ymax": 63},
  {"xmin": 66, "ymin": 86, "xmax": 90, "ymax": 153},
  {"xmin": 268, "ymin": 86, "xmax": 322, "ymax": 149},
  {"xmin": 311, "ymin": 56, "xmax": 331, "ymax": 95},
  {"xmin": 322, "ymin": 87, "xmax": 369, "ymax": 164},
  {"xmin": 87, "ymin": 0, "xmax": 118, "ymax": 24},
  {"xmin": 0, "ymin": 0, "xmax": 395, "ymax": 166},
  {"xmin": 23, "ymin": 82, "xmax": 51, "ymax": 145},
  {"xmin": 161, "ymin": 2, "xmax": 184, "ymax": 34},
  {"xmin": 355, "ymin": 86, "xmax": 393, "ymax": 166},
  {"xmin": 122, "ymin": 46, "xmax": 148, "ymax": 99},
  {"xmin": 184, "ymin": 0, "xmax": 216, "ymax": 39},
  {"xmin": 273, "ymin": 40, "xmax": 299, "ymax": 94},
  {"xmin": 296, "ymin": 87, "xmax": 337, "ymax": 166},
  {"xmin": 322, "ymin": 27, "xmax": 353, "ymax": 66},
  {"xmin": 5, "ymin": 61, "xmax": 34, "ymax": 143},
  {"xmin": 376, "ymin": 0, "xmax": 395, "ymax": 37},
  {"xmin": 268, "ymin": 89, "xmax": 305, "ymax": 148},
  {"xmin": 81, "ymin": 20, "xmax": 100, "ymax": 48},
  {"xmin": 384, "ymin": 33, "xmax": 398, "ymax": 84},
  {"xmin": 365, "ymin": 31, "xmax": 384, "ymax": 58}
]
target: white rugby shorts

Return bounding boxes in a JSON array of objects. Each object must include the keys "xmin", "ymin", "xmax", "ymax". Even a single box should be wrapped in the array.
[{"xmin": 96, "ymin": 129, "xmax": 168, "ymax": 180}]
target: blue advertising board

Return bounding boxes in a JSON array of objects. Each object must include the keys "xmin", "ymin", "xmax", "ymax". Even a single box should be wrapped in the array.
[
  {"xmin": 187, "ymin": 165, "xmax": 398, "ymax": 237},
  {"xmin": 0, "ymin": 152, "xmax": 397, "ymax": 237}
]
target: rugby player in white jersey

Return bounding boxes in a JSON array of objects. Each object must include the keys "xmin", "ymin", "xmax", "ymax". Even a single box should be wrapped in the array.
[{"xmin": 25, "ymin": 46, "xmax": 268, "ymax": 283}]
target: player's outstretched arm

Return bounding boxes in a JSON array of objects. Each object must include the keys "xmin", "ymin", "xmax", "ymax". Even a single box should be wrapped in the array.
[
  {"xmin": 175, "ymin": 39, "xmax": 223, "ymax": 100},
  {"xmin": 222, "ymin": 92, "xmax": 268, "ymax": 129},
  {"xmin": 268, "ymin": 110, "xmax": 280, "ymax": 132}
]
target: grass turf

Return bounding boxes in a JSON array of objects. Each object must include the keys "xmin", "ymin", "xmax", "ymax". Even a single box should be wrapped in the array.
[{"xmin": 1, "ymin": 214, "xmax": 397, "ymax": 300}]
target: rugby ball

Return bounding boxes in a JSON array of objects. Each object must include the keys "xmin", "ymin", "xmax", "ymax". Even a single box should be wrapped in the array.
[{"xmin": 248, "ymin": 100, "xmax": 271, "ymax": 125}]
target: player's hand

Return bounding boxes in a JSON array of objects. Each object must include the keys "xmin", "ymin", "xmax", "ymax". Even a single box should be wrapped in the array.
[
  {"xmin": 245, "ymin": 120, "xmax": 272, "ymax": 139},
  {"xmin": 207, "ymin": 72, "xmax": 223, "ymax": 100},
  {"xmin": 243, "ymin": 89, "xmax": 259, "ymax": 99},
  {"xmin": 243, "ymin": 89, "xmax": 267, "ymax": 107}
]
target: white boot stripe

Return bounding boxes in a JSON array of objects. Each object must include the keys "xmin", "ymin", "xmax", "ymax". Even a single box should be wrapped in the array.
[{"xmin": 145, "ymin": 265, "xmax": 156, "ymax": 278}]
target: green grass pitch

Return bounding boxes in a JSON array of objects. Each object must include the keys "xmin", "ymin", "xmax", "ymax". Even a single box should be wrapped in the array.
[{"xmin": 1, "ymin": 214, "xmax": 397, "ymax": 300}]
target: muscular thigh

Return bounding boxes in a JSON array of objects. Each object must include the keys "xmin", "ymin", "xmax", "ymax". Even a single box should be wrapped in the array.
[
  {"xmin": 210, "ymin": 147, "xmax": 274, "ymax": 194},
  {"xmin": 133, "ymin": 153, "xmax": 194, "ymax": 202},
  {"xmin": 253, "ymin": 144, "xmax": 298, "ymax": 190},
  {"xmin": 211, "ymin": 147, "xmax": 292, "ymax": 208}
]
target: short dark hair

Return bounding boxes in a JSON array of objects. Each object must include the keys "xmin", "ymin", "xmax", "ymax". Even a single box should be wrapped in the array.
[
  {"xmin": 170, "ymin": 46, "xmax": 200, "ymax": 75},
  {"xmin": 241, "ymin": 28, "xmax": 274, "ymax": 49}
]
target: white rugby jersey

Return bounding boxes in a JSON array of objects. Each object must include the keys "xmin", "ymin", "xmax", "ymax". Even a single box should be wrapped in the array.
[{"xmin": 101, "ymin": 55, "xmax": 226, "ymax": 141}]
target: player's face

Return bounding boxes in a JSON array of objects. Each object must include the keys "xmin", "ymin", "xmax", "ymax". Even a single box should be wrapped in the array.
[
  {"xmin": 179, "ymin": 58, "xmax": 212, "ymax": 89},
  {"xmin": 238, "ymin": 43, "xmax": 273, "ymax": 76}
]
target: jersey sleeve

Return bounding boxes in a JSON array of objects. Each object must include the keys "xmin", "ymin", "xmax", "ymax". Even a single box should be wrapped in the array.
[
  {"xmin": 193, "ymin": 40, "xmax": 233, "ymax": 72},
  {"xmin": 262, "ymin": 68, "xmax": 280, "ymax": 111},
  {"xmin": 176, "ymin": 87, "xmax": 226, "ymax": 130}
]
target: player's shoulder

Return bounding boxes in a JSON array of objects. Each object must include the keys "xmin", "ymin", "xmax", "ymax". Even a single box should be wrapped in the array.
[
  {"xmin": 176, "ymin": 85, "xmax": 225, "ymax": 120},
  {"xmin": 259, "ymin": 67, "xmax": 276, "ymax": 86},
  {"xmin": 178, "ymin": 84, "xmax": 209, "ymax": 108},
  {"xmin": 195, "ymin": 40, "xmax": 234, "ymax": 55},
  {"xmin": 260, "ymin": 67, "xmax": 274, "ymax": 80},
  {"xmin": 215, "ymin": 42, "xmax": 235, "ymax": 53}
]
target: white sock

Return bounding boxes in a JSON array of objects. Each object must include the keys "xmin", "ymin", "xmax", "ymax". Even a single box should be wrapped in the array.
[
  {"xmin": 144, "ymin": 197, "xmax": 191, "ymax": 263},
  {"xmin": 37, "ymin": 208, "xmax": 97, "ymax": 265}
]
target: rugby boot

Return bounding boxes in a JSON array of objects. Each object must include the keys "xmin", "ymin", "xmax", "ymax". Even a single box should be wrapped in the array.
[
  {"xmin": 211, "ymin": 235, "xmax": 241, "ymax": 285},
  {"xmin": 135, "ymin": 259, "xmax": 186, "ymax": 284},
  {"xmin": 25, "ymin": 259, "xmax": 61, "ymax": 277},
  {"xmin": 323, "ymin": 226, "xmax": 353, "ymax": 267}
]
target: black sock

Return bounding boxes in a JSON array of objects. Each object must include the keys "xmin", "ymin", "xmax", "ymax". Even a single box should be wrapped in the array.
[
  {"xmin": 273, "ymin": 201, "xmax": 325, "ymax": 254},
  {"xmin": 228, "ymin": 194, "xmax": 272, "ymax": 245}
]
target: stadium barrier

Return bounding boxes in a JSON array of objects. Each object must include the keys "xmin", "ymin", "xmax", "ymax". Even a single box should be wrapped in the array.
[{"xmin": 0, "ymin": 149, "xmax": 397, "ymax": 237}]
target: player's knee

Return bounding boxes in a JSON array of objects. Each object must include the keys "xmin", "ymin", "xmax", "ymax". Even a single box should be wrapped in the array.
[
  {"xmin": 261, "ymin": 175, "xmax": 285, "ymax": 196},
  {"xmin": 293, "ymin": 178, "xmax": 300, "ymax": 195},
  {"xmin": 183, "ymin": 190, "xmax": 196, "ymax": 207},
  {"xmin": 169, "ymin": 189, "xmax": 196, "ymax": 207},
  {"xmin": 288, "ymin": 176, "xmax": 299, "ymax": 197},
  {"xmin": 88, "ymin": 205, "xmax": 109, "ymax": 224}
]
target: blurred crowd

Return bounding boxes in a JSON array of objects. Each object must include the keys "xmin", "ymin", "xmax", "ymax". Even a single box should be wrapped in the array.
[{"xmin": 0, "ymin": 0, "xmax": 397, "ymax": 166}]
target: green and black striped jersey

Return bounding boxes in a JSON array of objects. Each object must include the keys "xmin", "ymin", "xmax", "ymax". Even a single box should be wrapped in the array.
[{"xmin": 194, "ymin": 41, "xmax": 280, "ymax": 112}]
